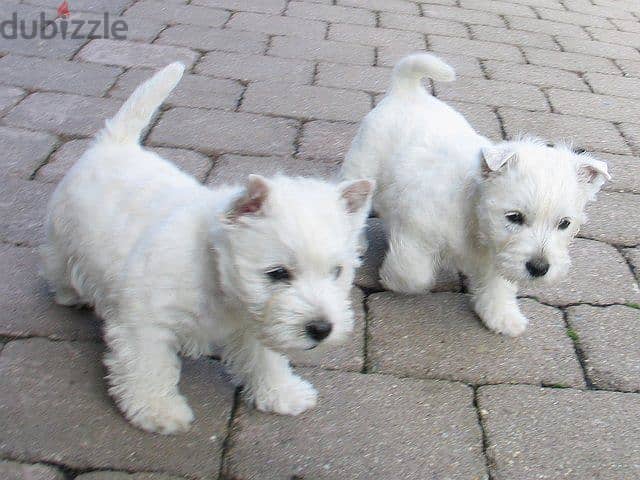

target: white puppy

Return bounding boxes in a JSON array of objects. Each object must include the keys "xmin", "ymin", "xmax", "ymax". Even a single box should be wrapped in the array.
[
  {"xmin": 42, "ymin": 63, "xmax": 374, "ymax": 434},
  {"xmin": 342, "ymin": 53, "xmax": 609, "ymax": 337}
]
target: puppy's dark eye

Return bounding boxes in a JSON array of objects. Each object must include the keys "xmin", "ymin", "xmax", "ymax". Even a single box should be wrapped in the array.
[
  {"xmin": 266, "ymin": 266, "xmax": 291, "ymax": 282},
  {"xmin": 558, "ymin": 218, "xmax": 571, "ymax": 230},
  {"xmin": 505, "ymin": 211, "xmax": 525, "ymax": 225},
  {"xmin": 332, "ymin": 265, "xmax": 343, "ymax": 279}
]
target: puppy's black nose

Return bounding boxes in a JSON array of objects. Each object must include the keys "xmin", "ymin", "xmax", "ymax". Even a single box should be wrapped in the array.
[
  {"xmin": 305, "ymin": 319, "xmax": 332, "ymax": 342},
  {"xmin": 526, "ymin": 258, "xmax": 550, "ymax": 277}
]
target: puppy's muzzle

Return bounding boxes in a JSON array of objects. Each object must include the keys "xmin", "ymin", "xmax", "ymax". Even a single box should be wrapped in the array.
[
  {"xmin": 526, "ymin": 257, "xmax": 550, "ymax": 277},
  {"xmin": 305, "ymin": 319, "xmax": 332, "ymax": 342}
]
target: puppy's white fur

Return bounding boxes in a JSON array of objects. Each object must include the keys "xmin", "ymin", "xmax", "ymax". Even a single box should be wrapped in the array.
[
  {"xmin": 42, "ymin": 63, "xmax": 374, "ymax": 434},
  {"xmin": 342, "ymin": 53, "xmax": 610, "ymax": 336}
]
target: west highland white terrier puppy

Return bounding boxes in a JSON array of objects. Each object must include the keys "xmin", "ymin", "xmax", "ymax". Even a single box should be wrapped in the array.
[
  {"xmin": 42, "ymin": 63, "xmax": 374, "ymax": 434},
  {"xmin": 342, "ymin": 53, "xmax": 609, "ymax": 337}
]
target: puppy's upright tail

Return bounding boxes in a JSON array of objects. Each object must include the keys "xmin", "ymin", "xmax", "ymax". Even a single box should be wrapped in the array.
[
  {"xmin": 98, "ymin": 62, "xmax": 185, "ymax": 145},
  {"xmin": 390, "ymin": 53, "xmax": 455, "ymax": 96}
]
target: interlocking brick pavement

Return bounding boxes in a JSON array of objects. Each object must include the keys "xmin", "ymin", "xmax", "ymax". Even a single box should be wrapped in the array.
[{"xmin": 1, "ymin": 0, "xmax": 639, "ymax": 478}]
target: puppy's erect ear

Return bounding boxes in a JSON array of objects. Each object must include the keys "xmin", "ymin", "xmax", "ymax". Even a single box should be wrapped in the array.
[
  {"xmin": 339, "ymin": 179, "xmax": 375, "ymax": 215},
  {"xmin": 224, "ymin": 174, "xmax": 270, "ymax": 223},
  {"xmin": 481, "ymin": 145, "xmax": 516, "ymax": 176},
  {"xmin": 576, "ymin": 155, "xmax": 610, "ymax": 200}
]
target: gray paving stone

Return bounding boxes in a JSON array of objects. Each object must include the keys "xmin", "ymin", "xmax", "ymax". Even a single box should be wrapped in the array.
[
  {"xmin": 421, "ymin": 4, "xmax": 506, "ymax": 26},
  {"xmin": 110, "ymin": 68, "xmax": 243, "ymax": 111},
  {"xmin": 547, "ymin": 89, "xmax": 640, "ymax": 124},
  {"xmin": 225, "ymin": 369, "xmax": 486, "ymax": 479},
  {"xmin": 505, "ymin": 15, "xmax": 590, "ymax": 38},
  {"xmin": 567, "ymin": 305, "xmax": 640, "ymax": 391},
  {"xmin": 429, "ymin": 35, "xmax": 524, "ymax": 62},
  {"xmin": 580, "ymin": 191, "xmax": 640, "ymax": 246},
  {"xmin": 77, "ymin": 39, "xmax": 199, "ymax": 69},
  {"xmin": 619, "ymin": 122, "xmax": 639, "ymax": 153},
  {"xmin": 0, "ymin": 339, "xmax": 234, "ymax": 479},
  {"xmin": 368, "ymin": 293, "xmax": 584, "ymax": 387},
  {"xmin": 436, "ymin": 78, "xmax": 548, "ymax": 111},
  {"xmin": 522, "ymin": 238, "xmax": 640, "ymax": 306},
  {"xmin": 0, "ymin": 178, "xmax": 55, "ymax": 246},
  {"xmin": 226, "ymin": 12, "xmax": 327, "ymax": 39},
  {"xmin": 192, "ymin": 0, "xmax": 286, "ymax": 13},
  {"xmin": 470, "ymin": 25, "xmax": 559, "ymax": 51},
  {"xmin": 564, "ymin": 0, "xmax": 635, "ymax": 19},
  {"xmin": 23, "ymin": 0, "xmax": 133, "ymax": 14},
  {"xmin": 498, "ymin": 107, "xmax": 631, "ymax": 155},
  {"xmin": 289, "ymin": 289, "xmax": 365, "ymax": 372},
  {"xmin": 449, "ymin": 101, "xmax": 503, "ymax": 141},
  {"xmin": 625, "ymin": 247, "xmax": 640, "ymax": 281},
  {"xmin": 157, "ymin": 25, "xmax": 267, "ymax": 54},
  {"xmin": 484, "ymin": 60, "xmax": 588, "ymax": 91},
  {"xmin": 286, "ymin": 2, "xmax": 376, "ymax": 25},
  {"xmin": 35, "ymin": 139, "xmax": 92, "ymax": 184},
  {"xmin": 585, "ymin": 73, "xmax": 640, "ymax": 99},
  {"xmin": 478, "ymin": 385, "xmax": 640, "ymax": 480},
  {"xmin": 0, "ymin": 126, "xmax": 58, "ymax": 180},
  {"xmin": 0, "ymin": 244, "xmax": 100, "ymax": 341},
  {"xmin": 597, "ymin": 153, "xmax": 640, "ymax": 193},
  {"xmin": 0, "ymin": 55, "xmax": 122, "ymax": 96},
  {"xmin": 338, "ymin": 0, "xmax": 419, "ymax": 14},
  {"xmin": 196, "ymin": 51, "xmax": 314, "ymax": 83},
  {"xmin": 523, "ymin": 47, "xmax": 620, "ymax": 74},
  {"xmin": 0, "ymin": 86, "xmax": 25, "ymax": 115},
  {"xmin": 149, "ymin": 108, "xmax": 298, "ymax": 156},
  {"xmin": 328, "ymin": 23, "xmax": 425, "ymax": 49},
  {"xmin": 556, "ymin": 36, "xmax": 640, "ymax": 61},
  {"xmin": 610, "ymin": 18, "xmax": 640, "ymax": 33},
  {"xmin": 206, "ymin": 154, "xmax": 337, "ymax": 186},
  {"xmin": 460, "ymin": 0, "xmax": 536, "ymax": 16},
  {"xmin": 536, "ymin": 6, "xmax": 613, "ymax": 27},
  {"xmin": 124, "ymin": 0, "xmax": 230, "ymax": 27},
  {"xmin": 315, "ymin": 63, "xmax": 390, "ymax": 93},
  {"xmin": 379, "ymin": 12, "xmax": 469, "ymax": 37},
  {"xmin": 4, "ymin": 92, "xmax": 121, "ymax": 137},
  {"xmin": 0, "ymin": 460, "xmax": 64, "ymax": 480},
  {"xmin": 587, "ymin": 27, "xmax": 640, "ymax": 49},
  {"xmin": 76, "ymin": 473, "xmax": 185, "ymax": 480},
  {"xmin": 268, "ymin": 36, "xmax": 375, "ymax": 66},
  {"xmin": 241, "ymin": 81, "xmax": 371, "ymax": 122},
  {"xmin": 150, "ymin": 148, "xmax": 213, "ymax": 183},
  {"xmin": 298, "ymin": 120, "xmax": 359, "ymax": 160},
  {"xmin": 378, "ymin": 48, "xmax": 487, "ymax": 78},
  {"xmin": 68, "ymin": 11, "xmax": 165, "ymax": 43}
]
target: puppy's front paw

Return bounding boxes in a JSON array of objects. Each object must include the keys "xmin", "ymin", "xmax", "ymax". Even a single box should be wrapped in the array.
[
  {"xmin": 253, "ymin": 375, "xmax": 318, "ymax": 416},
  {"xmin": 125, "ymin": 394, "xmax": 195, "ymax": 435},
  {"xmin": 475, "ymin": 301, "xmax": 528, "ymax": 337}
]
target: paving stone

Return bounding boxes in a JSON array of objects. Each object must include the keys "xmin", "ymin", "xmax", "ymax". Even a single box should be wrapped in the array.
[
  {"xmin": 286, "ymin": 2, "xmax": 375, "ymax": 25},
  {"xmin": 478, "ymin": 385, "xmax": 640, "ymax": 480},
  {"xmin": 584, "ymin": 73, "xmax": 640, "ymax": 99},
  {"xmin": 0, "ymin": 244, "xmax": 100, "ymax": 341},
  {"xmin": 484, "ymin": 60, "xmax": 588, "ymax": 91},
  {"xmin": 68, "ymin": 11, "xmax": 165, "ymax": 43},
  {"xmin": 378, "ymin": 12, "xmax": 469, "ymax": 37},
  {"xmin": 241, "ymin": 81, "xmax": 371, "ymax": 122},
  {"xmin": 0, "ymin": 339, "xmax": 234, "ymax": 479},
  {"xmin": 624, "ymin": 247, "xmax": 640, "ymax": 281},
  {"xmin": 298, "ymin": 120, "xmax": 359, "ymax": 160},
  {"xmin": 4, "ymin": 92, "xmax": 121, "ymax": 137},
  {"xmin": 150, "ymin": 148, "xmax": 213, "ymax": 183},
  {"xmin": 610, "ymin": 18, "xmax": 640, "ymax": 33},
  {"xmin": 522, "ymin": 238, "xmax": 640, "ymax": 306},
  {"xmin": 496, "ymin": 0, "xmax": 562, "ymax": 7},
  {"xmin": 315, "ymin": 63, "xmax": 390, "ymax": 94},
  {"xmin": 619, "ymin": 123, "xmax": 640, "ymax": 153},
  {"xmin": 470, "ymin": 25, "xmax": 559, "ymax": 51},
  {"xmin": 268, "ymin": 36, "xmax": 375, "ymax": 66},
  {"xmin": 196, "ymin": 51, "xmax": 314, "ymax": 83},
  {"xmin": 505, "ymin": 15, "xmax": 590, "ymax": 38},
  {"xmin": 124, "ymin": 0, "xmax": 230, "ymax": 27},
  {"xmin": 448, "ymin": 101, "xmax": 503, "ymax": 141},
  {"xmin": 429, "ymin": 35, "xmax": 523, "ymax": 62},
  {"xmin": 226, "ymin": 12, "xmax": 327, "ymax": 39},
  {"xmin": 328, "ymin": 23, "xmax": 425, "ymax": 49},
  {"xmin": 421, "ymin": 4, "xmax": 505, "ymax": 26},
  {"xmin": 368, "ymin": 293, "xmax": 584, "ymax": 387},
  {"xmin": 0, "ymin": 126, "xmax": 58, "ymax": 180},
  {"xmin": 191, "ymin": 0, "xmax": 286, "ymax": 13},
  {"xmin": 289, "ymin": 289, "xmax": 365, "ymax": 372},
  {"xmin": 206, "ymin": 154, "xmax": 338, "ymax": 186},
  {"xmin": 435, "ymin": 78, "xmax": 548, "ymax": 110},
  {"xmin": 35, "ymin": 139, "xmax": 92, "ymax": 184},
  {"xmin": 224, "ymin": 369, "xmax": 485, "ymax": 479},
  {"xmin": 0, "ymin": 460, "xmax": 64, "ymax": 480},
  {"xmin": 547, "ymin": 89, "xmax": 640, "ymax": 124},
  {"xmin": 355, "ymin": 218, "xmax": 461, "ymax": 292},
  {"xmin": 498, "ymin": 107, "xmax": 631, "ymax": 155},
  {"xmin": 149, "ymin": 108, "xmax": 298, "ymax": 156},
  {"xmin": 23, "ymin": 0, "xmax": 133, "ymax": 14},
  {"xmin": 110, "ymin": 68, "xmax": 243, "ymax": 110},
  {"xmin": 579, "ymin": 191, "xmax": 640, "ymax": 246},
  {"xmin": 0, "ymin": 55, "xmax": 122, "ymax": 96},
  {"xmin": 536, "ymin": 7, "xmax": 613, "ymax": 27},
  {"xmin": 587, "ymin": 27, "xmax": 640, "ymax": 49},
  {"xmin": 158, "ymin": 27, "xmax": 266, "ymax": 55},
  {"xmin": 556, "ymin": 37, "xmax": 640, "ymax": 61},
  {"xmin": 0, "ymin": 178, "xmax": 55, "ymax": 246},
  {"xmin": 76, "ymin": 473, "xmax": 185, "ymax": 480},
  {"xmin": 567, "ymin": 305, "xmax": 640, "ymax": 391},
  {"xmin": 523, "ymin": 47, "xmax": 620, "ymax": 74},
  {"xmin": 0, "ymin": 86, "xmax": 25, "ymax": 115},
  {"xmin": 597, "ymin": 153, "xmax": 640, "ymax": 193},
  {"xmin": 564, "ymin": 0, "xmax": 636, "ymax": 20},
  {"xmin": 337, "ymin": 0, "xmax": 419, "ymax": 14},
  {"xmin": 77, "ymin": 39, "xmax": 199, "ymax": 69},
  {"xmin": 460, "ymin": 0, "xmax": 536, "ymax": 16}
]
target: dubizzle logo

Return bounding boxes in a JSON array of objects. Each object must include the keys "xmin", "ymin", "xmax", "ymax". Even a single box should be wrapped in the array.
[{"xmin": 0, "ymin": 1, "xmax": 129, "ymax": 40}]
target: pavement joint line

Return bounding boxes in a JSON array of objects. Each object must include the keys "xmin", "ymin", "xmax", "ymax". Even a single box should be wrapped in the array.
[
  {"xmin": 360, "ymin": 288, "xmax": 372, "ymax": 374},
  {"xmin": 291, "ymin": 119, "xmax": 305, "ymax": 158},
  {"xmin": 561, "ymin": 307, "xmax": 596, "ymax": 389},
  {"xmin": 217, "ymin": 387, "xmax": 241, "ymax": 480},
  {"xmin": 612, "ymin": 121, "xmax": 639, "ymax": 155},
  {"xmin": 540, "ymin": 87, "xmax": 555, "ymax": 112},
  {"xmin": 473, "ymin": 386, "xmax": 495, "ymax": 480},
  {"xmin": 492, "ymin": 106, "xmax": 508, "ymax": 140},
  {"xmin": 201, "ymin": 153, "xmax": 220, "ymax": 185},
  {"xmin": 29, "ymin": 136, "xmax": 63, "ymax": 181}
]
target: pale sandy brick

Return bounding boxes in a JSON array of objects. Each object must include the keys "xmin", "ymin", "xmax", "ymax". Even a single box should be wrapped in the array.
[
  {"xmin": 196, "ymin": 51, "xmax": 314, "ymax": 83},
  {"xmin": 316, "ymin": 63, "xmax": 391, "ymax": 93},
  {"xmin": 379, "ymin": 12, "xmax": 468, "ymax": 37},
  {"xmin": 286, "ymin": 2, "xmax": 376, "ymax": 26},
  {"xmin": 460, "ymin": 0, "xmax": 536, "ymax": 17},
  {"xmin": 536, "ymin": 7, "xmax": 614, "ymax": 28},
  {"xmin": 156, "ymin": 25, "xmax": 268, "ymax": 54},
  {"xmin": 328, "ymin": 23, "xmax": 425, "ymax": 48},
  {"xmin": 556, "ymin": 37, "xmax": 640, "ymax": 61},
  {"xmin": 584, "ymin": 73, "xmax": 640, "ymax": 99},
  {"xmin": 429, "ymin": 36, "xmax": 524, "ymax": 62},
  {"xmin": 505, "ymin": 15, "xmax": 590, "ymax": 38},
  {"xmin": 421, "ymin": 4, "xmax": 505, "ymax": 26},
  {"xmin": 268, "ymin": 37, "xmax": 375, "ymax": 66},
  {"xmin": 241, "ymin": 82, "xmax": 371, "ymax": 121},
  {"xmin": 124, "ymin": 0, "xmax": 230, "ymax": 27},
  {"xmin": 586, "ymin": 27, "xmax": 640, "ymax": 48},
  {"xmin": 564, "ymin": 0, "xmax": 635, "ymax": 20},
  {"xmin": 484, "ymin": 60, "xmax": 588, "ymax": 91},
  {"xmin": 77, "ymin": 39, "xmax": 199, "ymax": 68},
  {"xmin": 338, "ymin": 0, "xmax": 419, "ymax": 14},
  {"xmin": 191, "ymin": 0, "xmax": 286, "ymax": 13},
  {"xmin": 227, "ymin": 12, "xmax": 327, "ymax": 39},
  {"xmin": 470, "ymin": 25, "xmax": 559, "ymax": 51},
  {"xmin": 298, "ymin": 120, "xmax": 359, "ymax": 160},
  {"xmin": 523, "ymin": 48, "xmax": 620, "ymax": 74},
  {"xmin": 547, "ymin": 89, "xmax": 640, "ymax": 124},
  {"xmin": 436, "ymin": 78, "xmax": 548, "ymax": 110}
]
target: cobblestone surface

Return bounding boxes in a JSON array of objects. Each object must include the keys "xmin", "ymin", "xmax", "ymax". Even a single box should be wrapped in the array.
[{"xmin": 1, "ymin": 0, "xmax": 639, "ymax": 478}]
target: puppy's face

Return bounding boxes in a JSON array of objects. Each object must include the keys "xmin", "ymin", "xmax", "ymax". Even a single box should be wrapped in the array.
[
  {"xmin": 215, "ymin": 175, "xmax": 374, "ymax": 352},
  {"xmin": 476, "ymin": 141, "xmax": 609, "ymax": 284}
]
